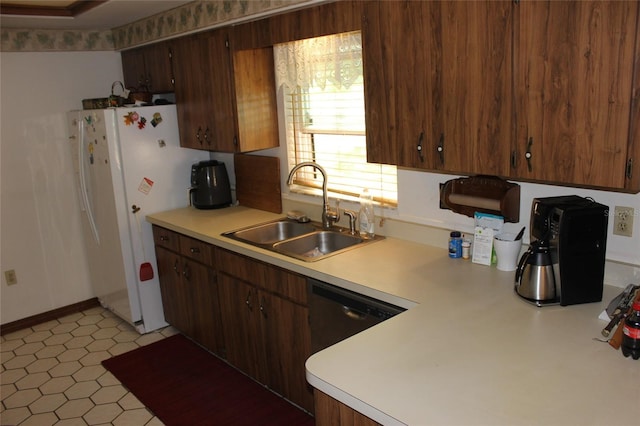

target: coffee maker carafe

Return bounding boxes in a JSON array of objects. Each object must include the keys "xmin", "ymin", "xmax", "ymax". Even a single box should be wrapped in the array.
[
  {"xmin": 514, "ymin": 240, "xmax": 556, "ymax": 304},
  {"xmin": 514, "ymin": 196, "xmax": 609, "ymax": 307}
]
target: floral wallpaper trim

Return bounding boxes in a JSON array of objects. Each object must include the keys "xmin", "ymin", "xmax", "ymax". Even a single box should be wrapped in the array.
[
  {"xmin": 1, "ymin": 0, "xmax": 315, "ymax": 53},
  {"xmin": 1, "ymin": 29, "xmax": 114, "ymax": 52},
  {"xmin": 112, "ymin": 0, "xmax": 314, "ymax": 50}
]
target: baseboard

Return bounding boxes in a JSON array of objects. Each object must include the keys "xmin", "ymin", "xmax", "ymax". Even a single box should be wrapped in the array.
[{"xmin": 0, "ymin": 298, "xmax": 101, "ymax": 336}]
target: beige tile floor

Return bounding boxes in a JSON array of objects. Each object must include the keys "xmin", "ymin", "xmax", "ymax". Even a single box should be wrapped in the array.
[{"xmin": 1, "ymin": 306, "xmax": 179, "ymax": 425}]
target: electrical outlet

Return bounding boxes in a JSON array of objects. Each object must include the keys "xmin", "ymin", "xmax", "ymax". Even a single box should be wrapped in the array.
[
  {"xmin": 613, "ymin": 206, "xmax": 634, "ymax": 237},
  {"xmin": 4, "ymin": 269, "xmax": 18, "ymax": 286}
]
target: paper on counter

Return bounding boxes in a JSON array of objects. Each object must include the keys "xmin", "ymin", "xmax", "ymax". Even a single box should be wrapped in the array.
[
  {"xmin": 472, "ymin": 212, "xmax": 504, "ymax": 266},
  {"xmin": 472, "ymin": 226, "xmax": 494, "ymax": 265}
]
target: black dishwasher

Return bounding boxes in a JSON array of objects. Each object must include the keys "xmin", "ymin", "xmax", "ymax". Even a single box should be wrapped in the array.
[{"xmin": 309, "ymin": 278, "xmax": 405, "ymax": 354}]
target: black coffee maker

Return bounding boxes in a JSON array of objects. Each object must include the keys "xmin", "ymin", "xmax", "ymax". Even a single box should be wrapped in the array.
[{"xmin": 515, "ymin": 196, "xmax": 609, "ymax": 306}]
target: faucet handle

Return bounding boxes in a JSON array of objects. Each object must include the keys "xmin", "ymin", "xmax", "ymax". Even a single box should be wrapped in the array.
[{"xmin": 343, "ymin": 209, "xmax": 357, "ymax": 235}]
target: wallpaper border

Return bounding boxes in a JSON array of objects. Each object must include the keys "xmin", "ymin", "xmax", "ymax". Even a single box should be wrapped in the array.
[{"xmin": 1, "ymin": 0, "xmax": 314, "ymax": 53}]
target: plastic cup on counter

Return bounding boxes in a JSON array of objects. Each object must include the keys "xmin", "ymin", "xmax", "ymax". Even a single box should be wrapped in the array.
[{"xmin": 493, "ymin": 233, "xmax": 522, "ymax": 272}]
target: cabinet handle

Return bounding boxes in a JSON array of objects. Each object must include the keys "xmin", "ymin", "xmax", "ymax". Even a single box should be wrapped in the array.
[
  {"xmin": 437, "ymin": 133, "xmax": 445, "ymax": 165},
  {"xmin": 626, "ymin": 158, "xmax": 633, "ymax": 180},
  {"xmin": 160, "ymin": 235, "xmax": 169, "ymax": 241},
  {"xmin": 196, "ymin": 127, "xmax": 203, "ymax": 145},
  {"xmin": 525, "ymin": 137, "xmax": 533, "ymax": 172},
  {"xmin": 416, "ymin": 131, "xmax": 425, "ymax": 162},
  {"xmin": 189, "ymin": 247, "xmax": 200, "ymax": 254},
  {"xmin": 182, "ymin": 263, "xmax": 190, "ymax": 280},
  {"xmin": 259, "ymin": 297, "xmax": 267, "ymax": 318},
  {"xmin": 204, "ymin": 127, "xmax": 211, "ymax": 146},
  {"xmin": 173, "ymin": 259, "xmax": 179, "ymax": 275},
  {"xmin": 245, "ymin": 291, "xmax": 253, "ymax": 311},
  {"xmin": 511, "ymin": 150, "xmax": 517, "ymax": 169}
]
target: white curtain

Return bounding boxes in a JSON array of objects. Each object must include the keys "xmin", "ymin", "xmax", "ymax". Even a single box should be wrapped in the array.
[{"xmin": 274, "ymin": 31, "xmax": 363, "ymax": 91}]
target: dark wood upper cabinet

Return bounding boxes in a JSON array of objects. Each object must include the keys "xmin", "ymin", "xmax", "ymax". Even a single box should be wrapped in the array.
[
  {"xmin": 440, "ymin": 1, "xmax": 513, "ymax": 176},
  {"xmin": 363, "ymin": 0, "xmax": 639, "ymax": 192},
  {"xmin": 122, "ymin": 0, "xmax": 640, "ymax": 191},
  {"xmin": 121, "ymin": 40, "xmax": 175, "ymax": 93},
  {"xmin": 171, "ymin": 28, "xmax": 278, "ymax": 153},
  {"xmin": 363, "ymin": 0, "xmax": 512, "ymax": 176},
  {"xmin": 513, "ymin": 0, "xmax": 639, "ymax": 191}
]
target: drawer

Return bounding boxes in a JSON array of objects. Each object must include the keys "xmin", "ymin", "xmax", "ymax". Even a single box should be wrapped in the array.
[
  {"xmin": 179, "ymin": 235, "xmax": 214, "ymax": 265},
  {"xmin": 152, "ymin": 226, "xmax": 180, "ymax": 252},
  {"xmin": 216, "ymin": 248, "xmax": 307, "ymax": 305}
]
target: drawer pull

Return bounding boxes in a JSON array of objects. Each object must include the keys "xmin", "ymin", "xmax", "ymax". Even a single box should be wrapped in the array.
[
  {"xmin": 160, "ymin": 236, "xmax": 169, "ymax": 241},
  {"xmin": 190, "ymin": 247, "xmax": 200, "ymax": 254}
]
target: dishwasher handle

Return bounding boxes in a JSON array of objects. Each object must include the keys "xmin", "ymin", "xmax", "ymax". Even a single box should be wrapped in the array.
[{"xmin": 342, "ymin": 305, "xmax": 367, "ymax": 320}]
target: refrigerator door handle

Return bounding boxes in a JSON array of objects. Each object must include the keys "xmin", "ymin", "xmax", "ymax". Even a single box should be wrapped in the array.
[{"xmin": 77, "ymin": 117, "xmax": 100, "ymax": 245}]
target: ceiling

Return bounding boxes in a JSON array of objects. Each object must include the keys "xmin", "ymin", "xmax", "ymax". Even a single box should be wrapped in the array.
[{"xmin": 0, "ymin": 0, "xmax": 193, "ymax": 30}]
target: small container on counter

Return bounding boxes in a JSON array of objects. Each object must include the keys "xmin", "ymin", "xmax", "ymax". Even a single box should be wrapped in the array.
[
  {"xmin": 462, "ymin": 239, "xmax": 471, "ymax": 260},
  {"xmin": 449, "ymin": 231, "xmax": 462, "ymax": 258}
]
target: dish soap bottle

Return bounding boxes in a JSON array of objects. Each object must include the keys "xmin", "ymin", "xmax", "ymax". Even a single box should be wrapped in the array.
[{"xmin": 358, "ymin": 189, "xmax": 375, "ymax": 239}]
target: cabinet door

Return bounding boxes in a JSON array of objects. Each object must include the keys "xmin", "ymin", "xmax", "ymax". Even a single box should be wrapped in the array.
[
  {"xmin": 232, "ymin": 47, "xmax": 279, "ymax": 152},
  {"xmin": 217, "ymin": 273, "xmax": 267, "ymax": 383},
  {"xmin": 260, "ymin": 290, "xmax": 313, "ymax": 412},
  {"xmin": 156, "ymin": 246, "xmax": 193, "ymax": 336},
  {"xmin": 173, "ymin": 34, "xmax": 212, "ymax": 150},
  {"xmin": 514, "ymin": 0, "xmax": 637, "ymax": 188},
  {"xmin": 440, "ymin": 0, "xmax": 513, "ymax": 176},
  {"xmin": 145, "ymin": 41, "xmax": 175, "ymax": 93},
  {"xmin": 205, "ymin": 29, "xmax": 237, "ymax": 152},
  {"xmin": 121, "ymin": 47, "xmax": 146, "ymax": 91},
  {"xmin": 154, "ymin": 246, "xmax": 185, "ymax": 329},
  {"xmin": 121, "ymin": 42, "xmax": 174, "ymax": 93},
  {"xmin": 363, "ymin": 0, "xmax": 441, "ymax": 168},
  {"xmin": 182, "ymin": 259, "xmax": 219, "ymax": 349},
  {"xmin": 364, "ymin": 1, "xmax": 512, "ymax": 175}
]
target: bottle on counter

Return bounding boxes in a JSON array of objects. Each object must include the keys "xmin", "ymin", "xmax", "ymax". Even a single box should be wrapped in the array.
[
  {"xmin": 621, "ymin": 299, "xmax": 640, "ymax": 360},
  {"xmin": 449, "ymin": 231, "xmax": 462, "ymax": 259},
  {"xmin": 358, "ymin": 189, "xmax": 375, "ymax": 239},
  {"xmin": 462, "ymin": 239, "xmax": 471, "ymax": 260}
]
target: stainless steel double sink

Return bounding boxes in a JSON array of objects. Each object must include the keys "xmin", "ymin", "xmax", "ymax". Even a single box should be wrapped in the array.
[{"xmin": 222, "ymin": 218, "xmax": 383, "ymax": 262}]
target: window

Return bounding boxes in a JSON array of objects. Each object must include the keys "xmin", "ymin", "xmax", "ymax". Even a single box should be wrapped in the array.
[{"xmin": 274, "ymin": 31, "xmax": 397, "ymax": 207}]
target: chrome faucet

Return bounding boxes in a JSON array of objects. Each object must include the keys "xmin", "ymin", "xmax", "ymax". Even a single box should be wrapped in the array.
[{"xmin": 287, "ymin": 162, "xmax": 340, "ymax": 229}]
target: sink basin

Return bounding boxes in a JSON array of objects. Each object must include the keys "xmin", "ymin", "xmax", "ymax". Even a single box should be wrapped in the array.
[
  {"xmin": 225, "ymin": 219, "xmax": 316, "ymax": 245},
  {"xmin": 273, "ymin": 231, "xmax": 364, "ymax": 261},
  {"xmin": 223, "ymin": 218, "xmax": 383, "ymax": 261}
]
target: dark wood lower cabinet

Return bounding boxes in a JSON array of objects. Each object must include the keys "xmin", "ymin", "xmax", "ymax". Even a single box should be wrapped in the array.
[
  {"xmin": 314, "ymin": 390, "xmax": 381, "ymax": 426},
  {"xmin": 216, "ymin": 248, "xmax": 314, "ymax": 413},
  {"xmin": 152, "ymin": 227, "xmax": 224, "ymax": 356},
  {"xmin": 153, "ymin": 226, "xmax": 314, "ymax": 413}
]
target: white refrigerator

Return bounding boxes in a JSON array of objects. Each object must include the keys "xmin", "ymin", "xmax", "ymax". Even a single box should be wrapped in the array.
[{"xmin": 67, "ymin": 105, "xmax": 209, "ymax": 333}]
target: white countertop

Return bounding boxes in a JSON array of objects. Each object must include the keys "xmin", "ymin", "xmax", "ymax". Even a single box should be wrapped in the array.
[{"xmin": 147, "ymin": 206, "xmax": 640, "ymax": 426}]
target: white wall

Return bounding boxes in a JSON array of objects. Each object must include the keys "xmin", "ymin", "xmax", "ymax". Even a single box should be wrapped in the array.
[{"xmin": 0, "ymin": 51, "xmax": 124, "ymax": 324}]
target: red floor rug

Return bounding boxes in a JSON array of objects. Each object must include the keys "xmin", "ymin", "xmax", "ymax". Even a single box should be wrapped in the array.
[{"xmin": 102, "ymin": 334, "xmax": 315, "ymax": 426}]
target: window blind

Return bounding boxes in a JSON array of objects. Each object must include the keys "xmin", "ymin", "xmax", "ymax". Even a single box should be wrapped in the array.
[{"xmin": 275, "ymin": 31, "xmax": 398, "ymax": 207}]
